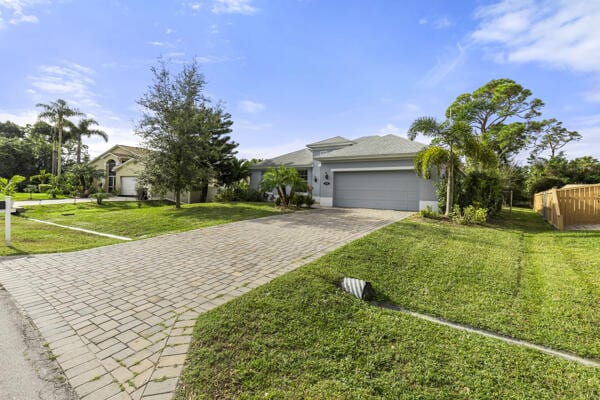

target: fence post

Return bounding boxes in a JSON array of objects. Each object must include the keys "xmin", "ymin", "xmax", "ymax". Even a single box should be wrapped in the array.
[{"xmin": 5, "ymin": 195, "xmax": 11, "ymax": 246}]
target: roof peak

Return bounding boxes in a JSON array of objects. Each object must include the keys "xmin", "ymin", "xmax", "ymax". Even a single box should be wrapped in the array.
[{"xmin": 306, "ymin": 136, "xmax": 354, "ymax": 148}]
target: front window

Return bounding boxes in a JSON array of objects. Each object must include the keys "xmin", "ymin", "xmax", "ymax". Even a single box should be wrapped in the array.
[{"xmin": 298, "ymin": 170, "xmax": 308, "ymax": 181}]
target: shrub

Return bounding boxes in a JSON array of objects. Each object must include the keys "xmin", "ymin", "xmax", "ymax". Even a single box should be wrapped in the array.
[
  {"xmin": 274, "ymin": 196, "xmax": 282, "ymax": 207},
  {"xmin": 305, "ymin": 194, "xmax": 316, "ymax": 208},
  {"xmin": 290, "ymin": 194, "xmax": 306, "ymax": 209},
  {"xmin": 38, "ymin": 183, "xmax": 53, "ymax": 193},
  {"xmin": 46, "ymin": 186, "xmax": 63, "ymax": 199},
  {"xmin": 451, "ymin": 205, "xmax": 488, "ymax": 225},
  {"xmin": 526, "ymin": 176, "xmax": 566, "ymax": 196},
  {"xmin": 418, "ymin": 206, "xmax": 445, "ymax": 220},
  {"xmin": 24, "ymin": 184, "xmax": 37, "ymax": 194},
  {"xmin": 215, "ymin": 183, "xmax": 264, "ymax": 202},
  {"xmin": 90, "ymin": 192, "xmax": 110, "ymax": 205},
  {"xmin": 457, "ymin": 171, "xmax": 503, "ymax": 215}
]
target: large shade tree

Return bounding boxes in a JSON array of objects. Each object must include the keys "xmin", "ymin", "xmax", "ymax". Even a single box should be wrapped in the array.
[
  {"xmin": 448, "ymin": 78, "xmax": 544, "ymax": 164},
  {"xmin": 36, "ymin": 99, "xmax": 83, "ymax": 179},
  {"xmin": 136, "ymin": 60, "xmax": 236, "ymax": 208}
]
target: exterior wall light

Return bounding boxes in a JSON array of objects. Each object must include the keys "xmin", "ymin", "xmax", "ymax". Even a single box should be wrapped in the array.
[
  {"xmin": 325, "ymin": 172, "xmax": 329, "ymax": 180},
  {"xmin": 314, "ymin": 176, "xmax": 318, "ymax": 183}
]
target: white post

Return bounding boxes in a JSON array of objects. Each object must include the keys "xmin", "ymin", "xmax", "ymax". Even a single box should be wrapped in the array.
[{"xmin": 5, "ymin": 195, "xmax": 11, "ymax": 246}]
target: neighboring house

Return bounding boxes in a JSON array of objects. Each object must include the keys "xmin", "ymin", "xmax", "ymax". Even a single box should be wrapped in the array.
[
  {"xmin": 89, "ymin": 144, "xmax": 218, "ymax": 202},
  {"xmin": 249, "ymin": 134, "xmax": 438, "ymax": 211},
  {"xmin": 89, "ymin": 144, "xmax": 145, "ymax": 196}
]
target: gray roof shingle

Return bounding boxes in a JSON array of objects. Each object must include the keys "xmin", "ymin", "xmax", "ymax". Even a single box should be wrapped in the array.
[
  {"xmin": 251, "ymin": 148, "xmax": 313, "ymax": 169},
  {"xmin": 306, "ymin": 136, "xmax": 354, "ymax": 147},
  {"xmin": 316, "ymin": 134, "xmax": 426, "ymax": 160}
]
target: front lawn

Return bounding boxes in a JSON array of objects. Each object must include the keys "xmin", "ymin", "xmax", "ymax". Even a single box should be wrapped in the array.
[
  {"xmin": 178, "ymin": 208, "xmax": 600, "ymax": 399},
  {"xmin": 0, "ymin": 216, "xmax": 119, "ymax": 256},
  {"xmin": 20, "ymin": 201, "xmax": 287, "ymax": 240},
  {"xmin": 0, "ymin": 192, "xmax": 67, "ymax": 201}
]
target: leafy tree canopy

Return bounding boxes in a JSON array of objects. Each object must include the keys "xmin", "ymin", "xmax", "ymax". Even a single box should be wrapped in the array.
[
  {"xmin": 448, "ymin": 78, "xmax": 544, "ymax": 164},
  {"xmin": 531, "ymin": 118, "xmax": 581, "ymax": 159},
  {"xmin": 136, "ymin": 60, "xmax": 237, "ymax": 208},
  {"xmin": 0, "ymin": 121, "xmax": 25, "ymax": 138}
]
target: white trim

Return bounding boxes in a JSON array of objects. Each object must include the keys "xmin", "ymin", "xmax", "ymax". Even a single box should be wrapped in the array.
[
  {"xmin": 419, "ymin": 201, "xmax": 438, "ymax": 212},
  {"xmin": 320, "ymin": 197, "xmax": 333, "ymax": 207},
  {"xmin": 330, "ymin": 166, "xmax": 414, "ymax": 172},
  {"xmin": 26, "ymin": 218, "xmax": 132, "ymax": 241},
  {"xmin": 316, "ymin": 154, "xmax": 418, "ymax": 162}
]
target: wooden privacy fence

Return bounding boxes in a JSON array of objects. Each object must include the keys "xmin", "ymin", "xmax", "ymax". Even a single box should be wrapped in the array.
[{"xmin": 533, "ymin": 184, "xmax": 600, "ymax": 230}]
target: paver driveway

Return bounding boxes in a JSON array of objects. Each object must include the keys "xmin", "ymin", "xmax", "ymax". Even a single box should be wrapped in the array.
[{"xmin": 0, "ymin": 208, "xmax": 410, "ymax": 400}]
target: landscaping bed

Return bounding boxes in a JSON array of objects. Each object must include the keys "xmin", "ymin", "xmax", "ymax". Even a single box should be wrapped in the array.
[{"xmin": 178, "ymin": 208, "xmax": 600, "ymax": 399}]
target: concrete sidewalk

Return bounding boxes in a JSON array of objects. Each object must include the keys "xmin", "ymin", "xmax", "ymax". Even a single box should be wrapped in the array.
[{"xmin": 14, "ymin": 196, "xmax": 137, "ymax": 207}]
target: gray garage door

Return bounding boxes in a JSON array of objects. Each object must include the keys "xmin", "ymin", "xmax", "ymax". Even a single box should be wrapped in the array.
[{"xmin": 333, "ymin": 170, "xmax": 419, "ymax": 211}]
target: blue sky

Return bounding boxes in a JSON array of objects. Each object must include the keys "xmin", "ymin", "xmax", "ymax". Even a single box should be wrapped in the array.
[{"xmin": 1, "ymin": 0, "xmax": 599, "ymax": 161}]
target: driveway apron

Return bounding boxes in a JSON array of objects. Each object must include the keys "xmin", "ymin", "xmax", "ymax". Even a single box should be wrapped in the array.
[{"xmin": 0, "ymin": 208, "xmax": 410, "ymax": 400}]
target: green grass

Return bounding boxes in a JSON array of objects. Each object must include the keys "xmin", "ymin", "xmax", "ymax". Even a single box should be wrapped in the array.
[
  {"xmin": 0, "ymin": 192, "xmax": 66, "ymax": 201},
  {"xmin": 20, "ymin": 201, "xmax": 287, "ymax": 240},
  {"xmin": 0, "ymin": 215, "xmax": 119, "ymax": 256},
  {"xmin": 178, "ymin": 208, "xmax": 600, "ymax": 399}
]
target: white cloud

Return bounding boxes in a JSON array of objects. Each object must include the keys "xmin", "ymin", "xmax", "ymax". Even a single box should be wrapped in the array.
[
  {"xmin": 211, "ymin": 0, "xmax": 256, "ymax": 15},
  {"xmin": 28, "ymin": 62, "xmax": 99, "ymax": 109},
  {"xmin": 0, "ymin": 0, "xmax": 43, "ymax": 28},
  {"xmin": 235, "ymin": 119, "xmax": 271, "ymax": 131},
  {"xmin": 378, "ymin": 123, "xmax": 401, "ymax": 135},
  {"xmin": 165, "ymin": 27, "xmax": 174, "ymax": 34},
  {"xmin": 0, "ymin": 109, "xmax": 39, "ymax": 126},
  {"xmin": 433, "ymin": 16, "xmax": 451, "ymax": 29},
  {"xmin": 194, "ymin": 55, "xmax": 241, "ymax": 64},
  {"xmin": 146, "ymin": 41, "xmax": 173, "ymax": 47},
  {"xmin": 165, "ymin": 52, "xmax": 185, "ymax": 58},
  {"xmin": 419, "ymin": 43, "xmax": 467, "ymax": 87},
  {"xmin": 238, "ymin": 100, "xmax": 265, "ymax": 114},
  {"xmin": 564, "ymin": 113, "xmax": 600, "ymax": 159},
  {"xmin": 472, "ymin": 0, "xmax": 600, "ymax": 74},
  {"xmin": 418, "ymin": 16, "xmax": 451, "ymax": 29},
  {"xmin": 237, "ymin": 139, "xmax": 305, "ymax": 160},
  {"xmin": 90, "ymin": 124, "xmax": 140, "ymax": 158}
]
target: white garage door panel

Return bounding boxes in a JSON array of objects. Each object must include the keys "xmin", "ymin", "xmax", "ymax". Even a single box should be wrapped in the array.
[
  {"xmin": 120, "ymin": 177, "xmax": 137, "ymax": 196},
  {"xmin": 333, "ymin": 170, "xmax": 419, "ymax": 211}
]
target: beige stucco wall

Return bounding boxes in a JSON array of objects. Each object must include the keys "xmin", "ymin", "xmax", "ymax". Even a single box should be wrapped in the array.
[{"xmin": 90, "ymin": 151, "xmax": 143, "ymax": 194}]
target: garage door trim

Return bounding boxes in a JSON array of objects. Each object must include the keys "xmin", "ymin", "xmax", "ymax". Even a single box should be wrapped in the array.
[
  {"xmin": 120, "ymin": 176, "xmax": 138, "ymax": 196},
  {"xmin": 330, "ymin": 166, "xmax": 415, "ymax": 173},
  {"xmin": 331, "ymin": 168, "xmax": 420, "ymax": 211}
]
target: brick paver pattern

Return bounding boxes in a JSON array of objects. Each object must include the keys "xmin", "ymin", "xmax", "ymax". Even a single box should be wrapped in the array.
[{"xmin": 0, "ymin": 208, "xmax": 410, "ymax": 400}]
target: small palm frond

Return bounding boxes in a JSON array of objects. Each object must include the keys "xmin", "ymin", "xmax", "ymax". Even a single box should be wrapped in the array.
[{"xmin": 408, "ymin": 116, "xmax": 441, "ymax": 141}]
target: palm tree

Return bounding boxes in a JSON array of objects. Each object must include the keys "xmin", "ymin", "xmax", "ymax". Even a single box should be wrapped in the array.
[
  {"xmin": 69, "ymin": 118, "xmax": 108, "ymax": 164},
  {"xmin": 408, "ymin": 117, "xmax": 473, "ymax": 215},
  {"xmin": 259, "ymin": 165, "xmax": 307, "ymax": 207},
  {"xmin": 36, "ymin": 99, "xmax": 84, "ymax": 180}
]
